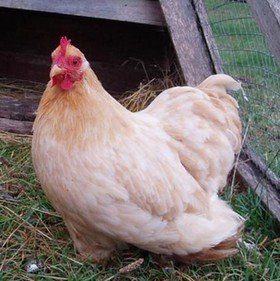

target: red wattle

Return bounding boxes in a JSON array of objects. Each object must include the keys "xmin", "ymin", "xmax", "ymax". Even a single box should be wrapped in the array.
[{"xmin": 61, "ymin": 77, "xmax": 74, "ymax": 90}]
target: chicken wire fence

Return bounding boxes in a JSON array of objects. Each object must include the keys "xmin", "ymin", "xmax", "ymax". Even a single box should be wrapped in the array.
[{"xmin": 203, "ymin": 0, "xmax": 280, "ymax": 178}]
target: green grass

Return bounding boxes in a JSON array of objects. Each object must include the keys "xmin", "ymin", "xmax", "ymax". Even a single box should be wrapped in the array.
[
  {"xmin": 205, "ymin": 0, "xmax": 280, "ymax": 176},
  {"xmin": 0, "ymin": 133, "xmax": 279, "ymax": 280}
]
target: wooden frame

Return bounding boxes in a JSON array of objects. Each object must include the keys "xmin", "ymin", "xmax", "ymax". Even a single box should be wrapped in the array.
[{"xmin": 159, "ymin": 0, "xmax": 214, "ymax": 85}]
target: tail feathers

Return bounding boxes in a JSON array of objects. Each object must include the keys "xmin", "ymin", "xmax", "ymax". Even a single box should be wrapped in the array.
[
  {"xmin": 171, "ymin": 196, "xmax": 244, "ymax": 264},
  {"xmin": 174, "ymin": 223, "xmax": 243, "ymax": 264},
  {"xmin": 198, "ymin": 74, "xmax": 241, "ymax": 92},
  {"xmin": 197, "ymin": 74, "xmax": 242, "ymax": 154},
  {"xmin": 198, "ymin": 74, "xmax": 241, "ymax": 109}
]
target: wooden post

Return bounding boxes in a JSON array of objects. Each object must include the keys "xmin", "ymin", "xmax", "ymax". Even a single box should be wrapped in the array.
[
  {"xmin": 193, "ymin": 0, "xmax": 223, "ymax": 74},
  {"xmin": 159, "ymin": 0, "xmax": 214, "ymax": 85},
  {"xmin": 246, "ymin": 0, "xmax": 280, "ymax": 64}
]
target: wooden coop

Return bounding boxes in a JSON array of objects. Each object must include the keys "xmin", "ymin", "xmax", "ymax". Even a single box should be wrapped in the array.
[{"xmin": 0, "ymin": 0, "xmax": 279, "ymax": 221}]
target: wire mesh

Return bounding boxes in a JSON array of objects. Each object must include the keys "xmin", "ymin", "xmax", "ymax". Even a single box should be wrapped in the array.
[{"xmin": 204, "ymin": 0, "xmax": 280, "ymax": 177}]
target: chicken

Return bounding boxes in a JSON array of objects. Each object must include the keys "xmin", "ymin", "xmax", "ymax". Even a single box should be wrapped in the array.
[{"xmin": 32, "ymin": 36, "xmax": 244, "ymax": 263}]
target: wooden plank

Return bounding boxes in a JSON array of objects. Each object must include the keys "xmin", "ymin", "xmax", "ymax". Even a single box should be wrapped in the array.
[
  {"xmin": 0, "ymin": 118, "xmax": 33, "ymax": 134},
  {"xmin": 0, "ymin": 95, "xmax": 39, "ymax": 122},
  {"xmin": 159, "ymin": 0, "xmax": 214, "ymax": 85},
  {"xmin": 0, "ymin": 0, "xmax": 165, "ymax": 26},
  {"xmin": 237, "ymin": 148, "xmax": 280, "ymax": 222},
  {"xmin": 247, "ymin": 0, "xmax": 280, "ymax": 64},
  {"xmin": 244, "ymin": 148, "xmax": 280, "ymax": 189},
  {"xmin": 193, "ymin": 0, "xmax": 223, "ymax": 74}
]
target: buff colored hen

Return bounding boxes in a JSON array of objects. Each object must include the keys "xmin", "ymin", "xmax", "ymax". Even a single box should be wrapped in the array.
[{"xmin": 32, "ymin": 37, "xmax": 244, "ymax": 263}]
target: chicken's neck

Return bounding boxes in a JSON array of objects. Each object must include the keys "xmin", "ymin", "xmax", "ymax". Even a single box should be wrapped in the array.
[{"xmin": 34, "ymin": 68, "xmax": 135, "ymax": 146}]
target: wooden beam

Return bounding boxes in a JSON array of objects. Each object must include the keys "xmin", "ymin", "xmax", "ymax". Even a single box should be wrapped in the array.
[
  {"xmin": 0, "ymin": 0, "xmax": 165, "ymax": 26},
  {"xmin": 159, "ymin": 0, "xmax": 214, "ymax": 86},
  {"xmin": 247, "ymin": 0, "xmax": 280, "ymax": 64},
  {"xmin": 237, "ymin": 147, "xmax": 280, "ymax": 222},
  {"xmin": 0, "ymin": 118, "xmax": 33, "ymax": 134},
  {"xmin": 0, "ymin": 94, "xmax": 39, "ymax": 122},
  {"xmin": 193, "ymin": 0, "xmax": 223, "ymax": 74}
]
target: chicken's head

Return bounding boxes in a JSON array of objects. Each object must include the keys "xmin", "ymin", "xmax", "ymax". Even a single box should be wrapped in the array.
[{"xmin": 50, "ymin": 36, "xmax": 88, "ymax": 91}]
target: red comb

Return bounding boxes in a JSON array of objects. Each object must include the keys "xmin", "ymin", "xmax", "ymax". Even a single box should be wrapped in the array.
[
  {"xmin": 60, "ymin": 36, "xmax": 71, "ymax": 55},
  {"xmin": 54, "ymin": 36, "xmax": 71, "ymax": 64}
]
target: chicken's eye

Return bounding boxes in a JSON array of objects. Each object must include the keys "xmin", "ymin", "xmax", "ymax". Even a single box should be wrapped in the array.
[{"xmin": 71, "ymin": 57, "xmax": 81, "ymax": 67}]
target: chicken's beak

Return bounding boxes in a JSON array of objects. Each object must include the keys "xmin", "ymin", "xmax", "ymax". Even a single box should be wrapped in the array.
[
  {"xmin": 50, "ymin": 64, "xmax": 64, "ymax": 87},
  {"xmin": 50, "ymin": 64, "xmax": 64, "ymax": 79}
]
